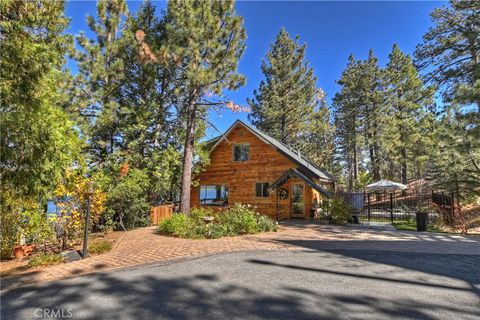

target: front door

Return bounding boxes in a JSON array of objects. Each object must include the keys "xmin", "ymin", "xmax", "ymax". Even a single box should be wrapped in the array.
[{"xmin": 291, "ymin": 184, "xmax": 304, "ymax": 218}]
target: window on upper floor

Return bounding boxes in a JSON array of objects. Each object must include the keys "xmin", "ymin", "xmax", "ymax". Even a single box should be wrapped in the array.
[
  {"xmin": 255, "ymin": 182, "xmax": 270, "ymax": 198},
  {"xmin": 233, "ymin": 144, "xmax": 250, "ymax": 161}
]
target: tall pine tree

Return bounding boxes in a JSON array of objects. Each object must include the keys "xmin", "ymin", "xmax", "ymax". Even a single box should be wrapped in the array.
[
  {"xmin": 415, "ymin": 0, "xmax": 479, "ymax": 111},
  {"xmin": 163, "ymin": 0, "xmax": 247, "ymax": 212},
  {"xmin": 121, "ymin": 1, "xmax": 184, "ymax": 202},
  {"xmin": 73, "ymin": 0, "xmax": 129, "ymax": 166},
  {"xmin": 384, "ymin": 44, "xmax": 434, "ymax": 184},
  {"xmin": 416, "ymin": 1, "xmax": 479, "ymax": 200},
  {"xmin": 302, "ymin": 90, "xmax": 336, "ymax": 172},
  {"xmin": 333, "ymin": 55, "xmax": 364, "ymax": 191},
  {"xmin": 357, "ymin": 50, "xmax": 385, "ymax": 182},
  {"xmin": 248, "ymin": 28, "xmax": 317, "ymax": 147}
]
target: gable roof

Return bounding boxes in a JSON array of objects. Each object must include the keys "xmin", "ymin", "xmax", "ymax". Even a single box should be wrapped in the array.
[
  {"xmin": 208, "ymin": 120, "xmax": 335, "ymax": 182},
  {"xmin": 268, "ymin": 168, "xmax": 333, "ymax": 197}
]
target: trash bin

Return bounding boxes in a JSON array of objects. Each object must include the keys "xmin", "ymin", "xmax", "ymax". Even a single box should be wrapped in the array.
[{"xmin": 416, "ymin": 211, "xmax": 428, "ymax": 231}]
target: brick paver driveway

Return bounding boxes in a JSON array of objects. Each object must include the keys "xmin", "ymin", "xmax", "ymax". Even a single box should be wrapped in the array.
[{"xmin": 2, "ymin": 221, "xmax": 480, "ymax": 291}]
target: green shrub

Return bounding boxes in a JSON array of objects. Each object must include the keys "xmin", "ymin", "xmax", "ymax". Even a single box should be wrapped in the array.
[
  {"xmin": 88, "ymin": 238, "xmax": 113, "ymax": 255},
  {"xmin": 28, "ymin": 253, "xmax": 63, "ymax": 267},
  {"xmin": 189, "ymin": 207, "xmax": 215, "ymax": 222},
  {"xmin": 107, "ymin": 168, "xmax": 151, "ymax": 230},
  {"xmin": 157, "ymin": 204, "xmax": 277, "ymax": 239},
  {"xmin": 256, "ymin": 214, "xmax": 278, "ymax": 232},
  {"xmin": 204, "ymin": 223, "xmax": 227, "ymax": 239},
  {"xmin": 323, "ymin": 197, "xmax": 351, "ymax": 225},
  {"xmin": 158, "ymin": 214, "xmax": 192, "ymax": 237},
  {"xmin": 218, "ymin": 204, "xmax": 260, "ymax": 235}
]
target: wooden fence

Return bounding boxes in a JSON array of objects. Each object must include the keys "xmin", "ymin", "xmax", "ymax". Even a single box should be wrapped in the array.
[{"xmin": 150, "ymin": 204, "xmax": 174, "ymax": 225}]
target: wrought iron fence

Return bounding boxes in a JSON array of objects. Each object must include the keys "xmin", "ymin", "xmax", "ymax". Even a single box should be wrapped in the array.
[{"xmin": 338, "ymin": 191, "xmax": 455, "ymax": 224}]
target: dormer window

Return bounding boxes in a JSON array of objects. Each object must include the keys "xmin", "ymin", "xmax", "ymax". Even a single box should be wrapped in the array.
[{"xmin": 233, "ymin": 144, "xmax": 250, "ymax": 161}]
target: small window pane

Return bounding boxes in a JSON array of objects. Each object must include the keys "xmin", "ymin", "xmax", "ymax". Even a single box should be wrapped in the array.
[
  {"xmin": 255, "ymin": 183, "xmax": 270, "ymax": 197},
  {"xmin": 256, "ymin": 183, "xmax": 262, "ymax": 197},
  {"xmin": 233, "ymin": 144, "xmax": 249, "ymax": 161}
]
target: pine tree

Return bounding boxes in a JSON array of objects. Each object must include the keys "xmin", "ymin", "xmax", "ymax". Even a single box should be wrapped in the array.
[
  {"xmin": 120, "ymin": 1, "xmax": 184, "ymax": 202},
  {"xmin": 73, "ymin": 0, "xmax": 129, "ymax": 165},
  {"xmin": 334, "ymin": 51, "xmax": 388, "ymax": 189},
  {"xmin": 384, "ymin": 44, "xmax": 434, "ymax": 184},
  {"xmin": 163, "ymin": 0, "xmax": 247, "ymax": 212},
  {"xmin": 333, "ymin": 55, "xmax": 364, "ymax": 191},
  {"xmin": 248, "ymin": 28, "xmax": 317, "ymax": 147},
  {"xmin": 302, "ymin": 90, "xmax": 336, "ymax": 172},
  {"xmin": 416, "ymin": 1, "xmax": 479, "ymax": 200},
  {"xmin": 415, "ymin": 0, "xmax": 480, "ymax": 111},
  {"xmin": 426, "ymin": 107, "xmax": 480, "ymax": 200},
  {"xmin": 357, "ymin": 50, "xmax": 385, "ymax": 182}
]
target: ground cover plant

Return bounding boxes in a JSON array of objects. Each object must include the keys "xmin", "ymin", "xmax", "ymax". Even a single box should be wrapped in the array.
[
  {"xmin": 88, "ymin": 238, "xmax": 113, "ymax": 255},
  {"xmin": 28, "ymin": 253, "xmax": 64, "ymax": 268}
]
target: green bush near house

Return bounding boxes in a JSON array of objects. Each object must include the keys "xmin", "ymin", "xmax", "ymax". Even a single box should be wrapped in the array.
[
  {"xmin": 322, "ymin": 196, "xmax": 352, "ymax": 225},
  {"xmin": 158, "ymin": 213, "xmax": 193, "ymax": 237},
  {"xmin": 217, "ymin": 204, "xmax": 259, "ymax": 235},
  {"xmin": 158, "ymin": 204, "xmax": 278, "ymax": 239},
  {"xmin": 88, "ymin": 238, "xmax": 113, "ymax": 255},
  {"xmin": 28, "ymin": 253, "xmax": 64, "ymax": 267}
]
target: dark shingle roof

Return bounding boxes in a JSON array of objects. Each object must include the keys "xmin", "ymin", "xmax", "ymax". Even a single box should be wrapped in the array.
[
  {"xmin": 209, "ymin": 120, "xmax": 335, "ymax": 182},
  {"xmin": 268, "ymin": 168, "xmax": 333, "ymax": 197}
]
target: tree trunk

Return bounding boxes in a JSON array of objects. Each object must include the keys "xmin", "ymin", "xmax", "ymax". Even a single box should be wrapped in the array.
[
  {"xmin": 348, "ymin": 156, "xmax": 353, "ymax": 192},
  {"xmin": 280, "ymin": 114, "xmax": 286, "ymax": 144},
  {"xmin": 179, "ymin": 102, "xmax": 197, "ymax": 213},
  {"xmin": 353, "ymin": 143, "xmax": 358, "ymax": 184},
  {"xmin": 401, "ymin": 146, "xmax": 407, "ymax": 184},
  {"xmin": 118, "ymin": 214, "xmax": 127, "ymax": 231},
  {"xmin": 372, "ymin": 129, "xmax": 381, "ymax": 181}
]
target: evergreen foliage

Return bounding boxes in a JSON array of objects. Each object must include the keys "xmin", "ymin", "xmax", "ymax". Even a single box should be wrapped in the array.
[
  {"xmin": 248, "ymin": 28, "xmax": 318, "ymax": 146},
  {"xmin": 415, "ymin": 0, "xmax": 479, "ymax": 200},
  {"xmin": 384, "ymin": 44, "xmax": 434, "ymax": 184},
  {"xmin": 333, "ymin": 47, "xmax": 434, "ymax": 190}
]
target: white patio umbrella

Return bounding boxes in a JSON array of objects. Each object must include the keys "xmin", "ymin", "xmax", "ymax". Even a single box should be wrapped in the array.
[{"xmin": 365, "ymin": 179, "xmax": 408, "ymax": 191}]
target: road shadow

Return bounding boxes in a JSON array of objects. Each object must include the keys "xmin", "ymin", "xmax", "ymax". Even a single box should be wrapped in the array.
[
  {"xmin": 2, "ymin": 254, "xmax": 479, "ymax": 320},
  {"xmin": 260, "ymin": 239, "xmax": 480, "ymax": 298}
]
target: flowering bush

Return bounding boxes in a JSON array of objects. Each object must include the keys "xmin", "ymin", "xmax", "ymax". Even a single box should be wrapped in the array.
[{"xmin": 158, "ymin": 204, "xmax": 277, "ymax": 239}]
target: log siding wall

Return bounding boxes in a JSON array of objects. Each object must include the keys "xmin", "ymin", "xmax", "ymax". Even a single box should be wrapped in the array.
[{"xmin": 191, "ymin": 124, "xmax": 329, "ymax": 219}]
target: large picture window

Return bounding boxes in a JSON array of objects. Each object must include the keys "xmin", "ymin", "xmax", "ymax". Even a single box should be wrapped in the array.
[
  {"xmin": 200, "ymin": 185, "xmax": 228, "ymax": 206},
  {"xmin": 233, "ymin": 144, "xmax": 250, "ymax": 161},
  {"xmin": 255, "ymin": 183, "xmax": 270, "ymax": 198}
]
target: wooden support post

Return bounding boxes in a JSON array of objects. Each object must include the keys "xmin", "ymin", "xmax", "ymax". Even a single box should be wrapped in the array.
[
  {"xmin": 390, "ymin": 192, "xmax": 394, "ymax": 224},
  {"xmin": 275, "ymin": 187, "xmax": 279, "ymax": 222}
]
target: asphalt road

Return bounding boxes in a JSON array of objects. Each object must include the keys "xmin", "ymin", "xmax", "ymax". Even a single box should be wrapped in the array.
[{"xmin": 2, "ymin": 249, "xmax": 479, "ymax": 320}]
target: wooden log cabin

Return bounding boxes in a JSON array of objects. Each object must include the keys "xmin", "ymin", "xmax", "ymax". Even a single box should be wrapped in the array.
[{"xmin": 190, "ymin": 120, "xmax": 335, "ymax": 220}]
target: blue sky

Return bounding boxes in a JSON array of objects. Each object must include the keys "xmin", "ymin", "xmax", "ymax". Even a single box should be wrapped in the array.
[{"xmin": 66, "ymin": 0, "xmax": 444, "ymax": 138}]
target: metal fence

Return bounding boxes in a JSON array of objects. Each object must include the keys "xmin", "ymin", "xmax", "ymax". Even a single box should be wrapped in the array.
[{"xmin": 338, "ymin": 191, "xmax": 455, "ymax": 223}]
